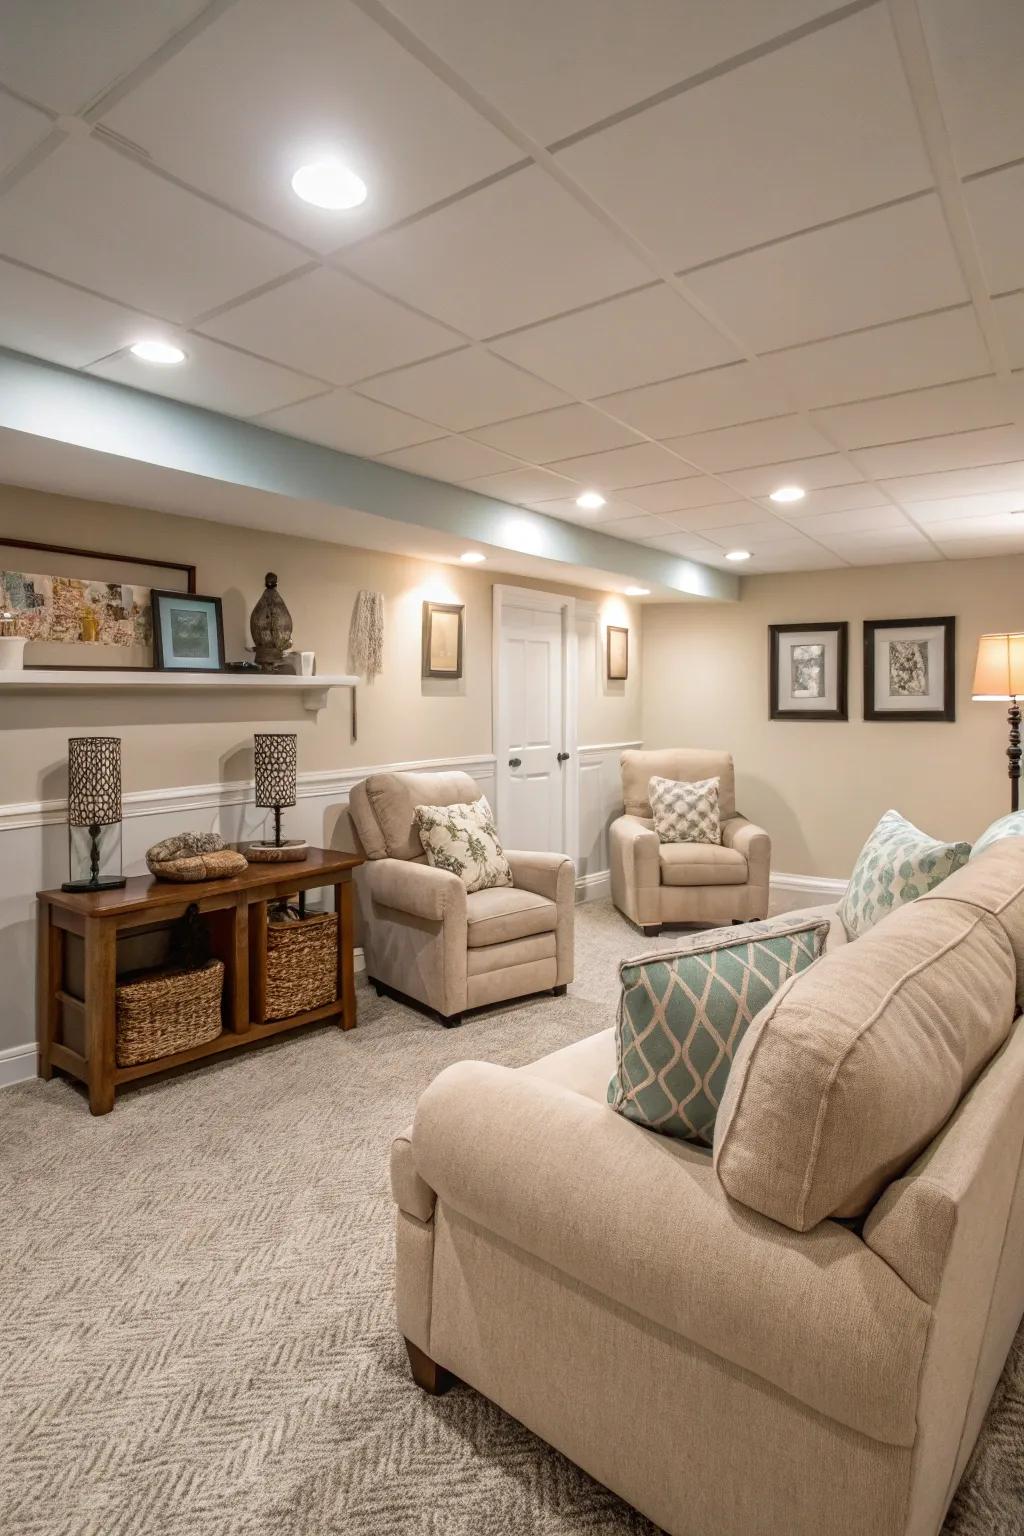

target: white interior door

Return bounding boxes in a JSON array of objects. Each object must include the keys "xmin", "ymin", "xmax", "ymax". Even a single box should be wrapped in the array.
[{"xmin": 493, "ymin": 587, "xmax": 577, "ymax": 856}]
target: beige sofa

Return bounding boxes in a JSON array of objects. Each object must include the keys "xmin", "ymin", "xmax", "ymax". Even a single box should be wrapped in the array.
[
  {"xmin": 610, "ymin": 748, "xmax": 770, "ymax": 934},
  {"xmin": 391, "ymin": 846, "xmax": 1024, "ymax": 1536},
  {"xmin": 349, "ymin": 769, "xmax": 574, "ymax": 1026}
]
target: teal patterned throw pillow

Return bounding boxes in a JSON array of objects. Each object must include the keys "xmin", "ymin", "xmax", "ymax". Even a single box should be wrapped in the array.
[
  {"xmin": 971, "ymin": 812, "xmax": 1024, "ymax": 861},
  {"xmin": 837, "ymin": 808, "xmax": 970, "ymax": 940},
  {"xmin": 608, "ymin": 914, "xmax": 829, "ymax": 1146}
]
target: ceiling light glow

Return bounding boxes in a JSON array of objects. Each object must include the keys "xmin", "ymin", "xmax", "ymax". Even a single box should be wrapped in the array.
[
  {"xmin": 768, "ymin": 485, "xmax": 805, "ymax": 504},
  {"xmin": 459, "ymin": 551, "xmax": 486, "ymax": 563},
  {"xmin": 130, "ymin": 339, "xmax": 185, "ymax": 365},
  {"xmin": 291, "ymin": 158, "xmax": 367, "ymax": 210},
  {"xmin": 575, "ymin": 490, "xmax": 606, "ymax": 510},
  {"xmin": 725, "ymin": 549, "xmax": 752, "ymax": 562},
  {"xmin": 624, "ymin": 587, "xmax": 650, "ymax": 596}
]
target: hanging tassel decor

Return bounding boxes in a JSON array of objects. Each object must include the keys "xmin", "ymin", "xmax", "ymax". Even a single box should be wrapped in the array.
[{"xmin": 349, "ymin": 590, "xmax": 384, "ymax": 679}]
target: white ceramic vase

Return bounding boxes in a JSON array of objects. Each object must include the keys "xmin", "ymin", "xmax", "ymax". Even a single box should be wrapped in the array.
[{"xmin": 0, "ymin": 635, "xmax": 27, "ymax": 671}]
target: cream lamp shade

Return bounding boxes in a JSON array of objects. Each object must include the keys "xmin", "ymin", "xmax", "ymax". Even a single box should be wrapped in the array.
[{"xmin": 972, "ymin": 634, "xmax": 1024, "ymax": 700}]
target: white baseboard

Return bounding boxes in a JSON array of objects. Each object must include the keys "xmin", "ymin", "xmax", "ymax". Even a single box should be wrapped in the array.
[
  {"xmin": 575, "ymin": 871, "xmax": 610, "ymax": 903},
  {"xmin": 0, "ymin": 1043, "xmax": 36, "ymax": 1088}
]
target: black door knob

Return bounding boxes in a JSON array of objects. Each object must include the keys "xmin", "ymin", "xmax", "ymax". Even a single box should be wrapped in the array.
[
  {"xmin": 508, "ymin": 757, "xmax": 521, "ymax": 767},
  {"xmin": 557, "ymin": 751, "xmax": 570, "ymax": 763}
]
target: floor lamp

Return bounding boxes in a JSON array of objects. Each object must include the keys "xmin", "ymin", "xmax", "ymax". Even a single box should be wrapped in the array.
[{"xmin": 972, "ymin": 633, "xmax": 1024, "ymax": 812}]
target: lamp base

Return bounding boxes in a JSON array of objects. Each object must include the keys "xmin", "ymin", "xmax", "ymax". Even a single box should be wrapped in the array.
[
  {"xmin": 246, "ymin": 840, "xmax": 309, "ymax": 864},
  {"xmin": 61, "ymin": 876, "xmax": 128, "ymax": 892}
]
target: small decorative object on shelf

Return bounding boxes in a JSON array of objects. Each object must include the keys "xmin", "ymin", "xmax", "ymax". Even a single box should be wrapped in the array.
[
  {"xmin": 248, "ymin": 732, "xmax": 309, "ymax": 862},
  {"xmin": 0, "ymin": 609, "xmax": 26, "ymax": 670},
  {"xmin": 972, "ymin": 633, "xmax": 1024, "ymax": 811},
  {"xmin": 146, "ymin": 831, "xmax": 248, "ymax": 882},
  {"xmin": 151, "ymin": 590, "xmax": 225, "ymax": 672},
  {"xmin": 62, "ymin": 736, "xmax": 127, "ymax": 892},
  {"xmin": 250, "ymin": 572, "xmax": 293, "ymax": 673}
]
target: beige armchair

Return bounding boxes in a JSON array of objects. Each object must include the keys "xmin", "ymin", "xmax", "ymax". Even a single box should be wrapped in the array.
[
  {"xmin": 349, "ymin": 770, "xmax": 574, "ymax": 1026},
  {"xmin": 610, "ymin": 748, "xmax": 770, "ymax": 935}
]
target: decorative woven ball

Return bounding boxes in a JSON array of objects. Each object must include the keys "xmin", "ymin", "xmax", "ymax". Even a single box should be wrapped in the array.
[{"xmin": 146, "ymin": 832, "xmax": 249, "ymax": 883}]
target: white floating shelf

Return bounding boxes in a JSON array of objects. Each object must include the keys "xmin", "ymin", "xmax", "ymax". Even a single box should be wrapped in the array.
[{"xmin": 0, "ymin": 669, "xmax": 358, "ymax": 715}]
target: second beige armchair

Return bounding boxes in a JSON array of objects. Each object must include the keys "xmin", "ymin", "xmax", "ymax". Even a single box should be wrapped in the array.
[{"xmin": 610, "ymin": 749, "xmax": 770, "ymax": 935}]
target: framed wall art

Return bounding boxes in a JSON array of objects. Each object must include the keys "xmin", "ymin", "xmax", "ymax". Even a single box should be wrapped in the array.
[
  {"xmin": 864, "ymin": 616, "xmax": 955, "ymax": 722},
  {"xmin": 769, "ymin": 622, "xmax": 848, "ymax": 721},
  {"xmin": 151, "ymin": 590, "xmax": 225, "ymax": 672},
  {"xmin": 606, "ymin": 625, "xmax": 629, "ymax": 681},
  {"xmin": 422, "ymin": 601, "xmax": 464, "ymax": 679}
]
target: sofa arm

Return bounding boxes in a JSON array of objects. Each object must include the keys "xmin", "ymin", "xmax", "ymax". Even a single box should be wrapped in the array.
[
  {"xmin": 722, "ymin": 815, "xmax": 771, "ymax": 884},
  {"xmin": 411, "ymin": 1061, "xmax": 928, "ymax": 1444},
  {"xmin": 505, "ymin": 849, "xmax": 574, "ymax": 905},
  {"xmin": 365, "ymin": 858, "xmax": 467, "ymax": 924},
  {"xmin": 609, "ymin": 814, "xmax": 661, "ymax": 926}
]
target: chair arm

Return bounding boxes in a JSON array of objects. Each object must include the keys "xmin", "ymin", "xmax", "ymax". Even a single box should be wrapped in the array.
[
  {"xmin": 609, "ymin": 814, "xmax": 661, "ymax": 925},
  {"xmin": 722, "ymin": 815, "xmax": 771, "ymax": 882},
  {"xmin": 411, "ymin": 1061, "xmax": 927, "ymax": 1444},
  {"xmin": 505, "ymin": 849, "xmax": 575, "ymax": 905},
  {"xmin": 365, "ymin": 858, "xmax": 467, "ymax": 924}
]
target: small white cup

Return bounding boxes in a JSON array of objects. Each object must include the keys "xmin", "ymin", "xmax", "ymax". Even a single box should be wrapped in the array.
[{"xmin": 299, "ymin": 651, "xmax": 316, "ymax": 677}]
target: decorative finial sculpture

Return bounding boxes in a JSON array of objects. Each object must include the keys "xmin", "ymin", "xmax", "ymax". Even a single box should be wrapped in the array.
[{"xmin": 249, "ymin": 572, "xmax": 293, "ymax": 673}]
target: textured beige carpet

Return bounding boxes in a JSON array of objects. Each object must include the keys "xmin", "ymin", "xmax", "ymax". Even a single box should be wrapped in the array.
[{"xmin": 1, "ymin": 900, "xmax": 1022, "ymax": 1535}]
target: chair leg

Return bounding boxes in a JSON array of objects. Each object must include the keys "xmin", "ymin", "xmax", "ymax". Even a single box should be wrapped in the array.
[
  {"xmin": 439, "ymin": 1012, "xmax": 463, "ymax": 1028},
  {"xmin": 404, "ymin": 1338, "xmax": 455, "ymax": 1395},
  {"xmin": 552, "ymin": 983, "xmax": 567, "ymax": 996},
  {"xmin": 642, "ymin": 924, "xmax": 661, "ymax": 937}
]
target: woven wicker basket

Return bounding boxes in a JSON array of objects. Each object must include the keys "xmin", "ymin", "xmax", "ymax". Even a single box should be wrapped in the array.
[
  {"xmin": 116, "ymin": 959, "xmax": 224, "ymax": 1067},
  {"xmin": 264, "ymin": 911, "xmax": 338, "ymax": 1022}
]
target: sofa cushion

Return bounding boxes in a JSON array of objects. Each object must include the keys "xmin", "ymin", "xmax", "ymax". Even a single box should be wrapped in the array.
[
  {"xmin": 649, "ymin": 774, "xmax": 721, "ymax": 845},
  {"xmin": 659, "ymin": 842, "xmax": 747, "ymax": 886},
  {"xmin": 415, "ymin": 795, "xmax": 513, "ymax": 894},
  {"xmin": 621, "ymin": 748, "xmax": 736, "ymax": 821},
  {"xmin": 356, "ymin": 769, "xmax": 480, "ymax": 861},
  {"xmin": 714, "ymin": 894, "xmax": 1017, "ymax": 1231},
  {"xmin": 466, "ymin": 885, "xmax": 557, "ymax": 947},
  {"xmin": 836, "ymin": 807, "xmax": 970, "ymax": 939},
  {"xmin": 609, "ymin": 914, "xmax": 830, "ymax": 1146},
  {"xmin": 919, "ymin": 839, "xmax": 1024, "ymax": 1004}
]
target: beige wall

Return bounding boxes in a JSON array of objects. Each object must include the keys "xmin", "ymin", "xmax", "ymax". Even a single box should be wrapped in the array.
[
  {"xmin": 642, "ymin": 556, "xmax": 1023, "ymax": 878},
  {"xmin": 0, "ymin": 484, "xmax": 642, "ymax": 807}
]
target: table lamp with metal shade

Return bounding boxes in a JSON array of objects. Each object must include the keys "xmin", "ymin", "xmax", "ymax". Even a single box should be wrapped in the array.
[
  {"xmin": 972, "ymin": 633, "xmax": 1024, "ymax": 812},
  {"xmin": 62, "ymin": 736, "xmax": 127, "ymax": 892},
  {"xmin": 248, "ymin": 732, "xmax": 309, "ymax": 862}
]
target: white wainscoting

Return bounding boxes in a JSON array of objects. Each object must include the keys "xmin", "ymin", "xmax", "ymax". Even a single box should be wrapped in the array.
[{"xmin": 576, "ymin": 741, "xmax": 641, "ymax": 902}]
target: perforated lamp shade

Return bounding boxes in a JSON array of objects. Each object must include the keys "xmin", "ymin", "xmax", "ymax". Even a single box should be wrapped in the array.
[
  {"xmin": 254, "ymin": 733, "xmax": 297, "ymax": 809},
  {"xmin": 67, "ymin": 737, "xmax": 122, "ymax": 827},
  {"xmin": 972, "ymin": 633, "xmax": 1024, "ymax": 700}
]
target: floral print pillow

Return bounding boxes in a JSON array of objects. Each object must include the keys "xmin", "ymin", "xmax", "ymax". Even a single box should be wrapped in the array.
[{"xmin": 413, "ymin": 796, "xmax": 513, "ymax": 893}]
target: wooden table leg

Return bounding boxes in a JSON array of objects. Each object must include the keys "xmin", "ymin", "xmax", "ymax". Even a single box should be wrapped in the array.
[
  {"xmin": 231, "ymin": 901, "xmax": 249, "ymax": 1031},
  {"xmin": 337, "ymin": 878, "xmax": 356, "ymax": 1030},
  {"xmin": 250, "ymin": 899, "xmax": 268, "ymax": 1026},
  {"xmin": 36, "ymin": 899, "xmax": 60, "ymax": 1081},
  {"xmin": 84, "ymin": 917, "xmax": 117, "ymax": 1115}
]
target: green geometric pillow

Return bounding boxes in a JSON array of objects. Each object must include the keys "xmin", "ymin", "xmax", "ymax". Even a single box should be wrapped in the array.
[
  {"xmin": 837, "ymin": 808, "xmax": 970, "ymax": 940},
  {"xmin": 608, "ymin": 913, "xmax": 830, "ymax": 1146},
  {"xmin": 970, "ymin": 811, "xmax": 1024, "ymax": 861}
]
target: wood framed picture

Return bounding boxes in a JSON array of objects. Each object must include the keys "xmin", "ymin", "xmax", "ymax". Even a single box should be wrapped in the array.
[
  {"xmin": 864, "ymin": 616, "xmax": 956, "ymax": 722},
  {"xmin": 607, "ymin": 625, "xmax": 628, "ymax": 681},
  {"xmin": 151, "ymin": 590, "xmax": 225, "ymax": 672},
  {"xmin": 422, "ymin": 601, "xmax": 464, "ymax": 679},
  {"xmin": 769, "ymin": 622, "xmax": 848, "ymax": 721}
]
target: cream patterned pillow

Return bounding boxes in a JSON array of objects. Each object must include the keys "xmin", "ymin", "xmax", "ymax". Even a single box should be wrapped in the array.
[
  {"xmin": 649, "ymin": 774, "xmax": 721, "ymax": 845},
  {"xmin": 413, "ymin": 796, "xmax": 513, "ymax": 893}
]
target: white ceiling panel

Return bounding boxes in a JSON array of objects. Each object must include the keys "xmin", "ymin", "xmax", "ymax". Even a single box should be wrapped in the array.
[
  {"xmin": 794, "ymin": 505, "xmax": 914, "ymax": 538},
  {"xmin": 897, "ymin": 491, "xmax": 1024, "ymax": 524},
  {"xmin": 544, "ymin": 441, "xmax": 687, "ymax": 490},
  {"xmin": 599, "ymin": 361, "xmax": 792, "ymax": 439},
  {"xmin": 830, "ymin": 539, "xmax": 941, "ymax": 565},
  {"xmin": 462, "ymin": 467, "xmax": 578, "ymax": 505},
  {"xmin": 701, "ymin": 519, "xmax": 815, "ymax": 550},
  {"xmin": 665, "ymin": 414, "xmax": 833, "ymax": 473},
  {"xmin": 559, "ymin": 6, "xmax": 930, "ymax": 271},
  {"xmin": 376, "ymin": 0, "xmax": 839, "ymax": 146},
  {"xmin": 343, "ymin": 166, "xmax": 649, "ymax": 337},
  {"xmin": 769, "ymin": 307, "xmax": 992, "ymax": 410},
  {"xmin": 882, "ymin": 461, "xmax": 1024, "ymax": 504},
  {"xmin": 995, "ymin": 294, "xmax": 1024, "ymax": 369},
  {"xmin": 755, "ymin": 482, "xmax": 890, "ymax": 516},
  {"xmin": 0, "ymin": 258, "xmax": 151, "ymax": 367},
  {"xmin": 965, "ymin": 165, "xmax": 1024, "ymax": 298},
  {"xmin": 523, "ymin": 494, "xmax": 641, "ymax": 525},
  {"xmin": 812, "ymin": 376, "xmax": 1010, "ymax": 448},
  {"xmin": 374, "ymin": 435, "xmax": 520, "ymax": 482},
  {"xmin": 354, "ymin": 347, "xmax": 569, "ymax": 431},
  {"xmin": 470, "ymin": 403, "xmax": 641, "ymax": 462},
  {"xmin": 721, "ymin": 454, "xmax": 862, "ymax": 498},
  {"xmin": 0, "ymin": 90, "xmax": 52, "ymax": 175},
  {"xmin": 853, "ymin": 426, "xmax": 1024, "ymax": 480},
  {"xmin": 928, "ymin": 515, "xmax": 1024, "ymax": 545},
  {"xmin": 87, "ymin": 334, "xmax": 323, "ymax": 417},
  {"xmin": 820, "ymin": 524, "xmax": 936, "ymax": 550},
  {"xmin": 922, "ymin": 0, "xmax": 1024, "ymax": 176},
  {"xmin": 488, "ymin": 283, "xmax": 740, "ymax": 399},
  {"xmin": 625, "ymin": 476, "xmax": 744, "ymax": 514},
  {"xmin": 640, "ymin": 530, "xmax": 722, "ymax": 558},
  {"xmin": 0, "ymin": 0, "xmax": 208, "ymax": 115},
  {"xmin": 599, "ymin": 513, "xmax": 677, "ymax": 541},
  {"xmin": 102, "ymin": 0, "xmax": 520, "ymax": 254},
  {"xmin": 669, "ymin": 502, "xmax": 778, "ymax": 533},
  {"xmin": 0, "ymin": 139, "xmax": 300, "ymax": 323},
  {"xmin": 729, "ymin": 540, "xmax": 847, "ymax": 571},
  {"xmin": 687, "ymin": 197, "xmax": 967, "ymax": 353},
  {"xmin": 201, "ymin": 267, "xmax": 460, "ymax": 389},
  {"xmin": 256, "ymin": 388, "xmax": 441, "ymax": 456}
]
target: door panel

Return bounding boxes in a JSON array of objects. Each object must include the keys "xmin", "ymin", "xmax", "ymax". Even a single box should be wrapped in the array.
[{"xmin": 497, "ymin": 600, "xmax": 566, "ymax": 855}]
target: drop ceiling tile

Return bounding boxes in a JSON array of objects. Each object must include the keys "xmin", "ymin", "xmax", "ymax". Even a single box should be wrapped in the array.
[
  {"xmin": 964, "ymin": 165, "xmax": 1024, "ymax": 297},
  {"xmin": 733, "ymin": 541, "xmax": 847, "ymax": 571},
  {"xmin": 669, "ymin": 502, "xmax": 778, "ymax": 533},
  {"xmin": 489, "ymin": 283, "xmax": 740, "ymax": 399},
  {"xmin": 202, "ymin": 268, "xmax": 460, "ymax": 389},
  {"xmin": 374, "ymin": 435, "xmax": 521, "ymax": 482},
  {"xmin": 995, "ymin": 294, "xmax": 1024, "ymax": 369},
  {"xmin": 795, "ymin": 506, "xmax": 912, "ymax": 538},
  {"xmin": 665, "ymin": 414, "xmax": 834, "ymax": 473},
  {"xmin": 899, "ymin": 491, "xmax": 1024, "ymax": 524},
  {"xmin": 881, "ymin": 461, "xmax": 1024, "ymax": 504},
  {"xmin": 544, "ymin": 441, "xmax": 685, "ymax": 489},
  {"xmin": 688, "ymin": 198, "xmax": 967, "ymax": 353},
  {"xmin": 599, "ymin": 361, "xmax": 792, "ymax": 439},
  {"xmin": 102, "ymin": 0, "xmax": 520, "ymax": 253},
  {"xmin": 0, "ymin": 91, "xmax": 53, "ymax": 176},
  {"xmin": 0, "ymin": 139, "xmax": 300, "ymax": 323},
  {"xmin": 820, "ymin": 524, "xmax": 935, "ymax": 548},
  {"xmin": 559, "ymin": 7, "xmax": 930, "ymax": 270},
  {"xmin": 0, "ymin": 258, "xmax": 151, "ymax": 367},
  {"xmin": 0, "ymin": 0, "xmax": 209, "ymax": 114},
  {"xmin": 470, "ymin": 403, "xmax": 640, "ymax": 461},
  {"xmin": 922, "ymin": 0, "xmax": 1024, "ymax": 175},
  {"xmin": 599, "ymin": 514, "xmax": 679, "ymax": 541},
  {"xmin": 928, "ymin": 514, "xmax": 1024, "ymax": 544},
  {"xmin": 769, "ymin": 307, "xmax": 990, "ymax": 409},
  {"xmin": 713, "ymin": 454, "xmax": 859, "ymax": 499},
  {"xmin": 256, "ymin": 388, "xmax": 441, "ymax": 455},
  {"xmin": 87, "ymin": 334, "xmax": 323, "ymax": 416},
  {"xmin": 641, "ymin": 530, "xmax": 722, "ymax": 558},
  {"xmin": 343, "ymin": 166, "xmax": 650, "ymax": 338},
  {"xmin": 355, "ymin": 348, "xmax": 569, "ymax": 432},
  {"xmin": 755, "ymin": 482, "xmax": 890, "ymax": 516},
  {"xmin": 463, "ymin": 467, "xmax": 578, "ymax": 505},
  {"xmin": 525, "ymin": 494, "xmax": 642, "ymax": 525},
  {"xmin": 929, "ymin": 535, "xmax": 1024, "ymax": 560},
  {"xmin": 701, "ymin": 519, "xmax": 812, "ymax": 550},
  {"xmin": 812, "ymin": 376, "xmax": 1009, "ymax": 448},
  {"xmin": 831, "ymin": 540, "xmax": 941, "ymax": 566},
  {"xmin": 625, "ymin": 476, "xmax": 741, "ymax": 513},
  {"xmin": 854, "ymin": 425, "xmax": 1024, "ymax": 480},
  {"xmin": 376, "ymin": 0, "xmax": 838, "ymax": 145}
]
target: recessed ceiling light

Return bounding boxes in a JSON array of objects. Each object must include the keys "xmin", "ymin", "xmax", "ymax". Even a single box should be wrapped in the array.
[
  {"xmin": 624, "ymin": 586, "xmax": 650, "ymax": 596},
  {"xmin": 576, "ymin": 490, "xmax": 606, "ymax": 510},
  {"xmin": 725, "ymin": 549, "xmax": 752, "ymax": 562},
  {"xmin": 459, "ymin": 551, "xmax": 486, "ymax": 564},
  {"xmin": 768, "ymin": 485, "xmax": 805, "ymax": 504},
  {"xmin": 291, "ymin": 158, "xmax": 367, "ymax": 210},
  {"xmin": 130, "ymin": 339, "xmax": 185, "ymax": 365}
]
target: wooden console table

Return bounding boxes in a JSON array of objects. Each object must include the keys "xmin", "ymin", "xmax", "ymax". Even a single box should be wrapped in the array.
[{"xmin": 37, "ymin": 848, "xmax": 363, "ymax": 1115}]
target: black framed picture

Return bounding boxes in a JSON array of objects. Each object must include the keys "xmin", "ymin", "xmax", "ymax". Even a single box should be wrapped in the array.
[
  {"xmin": 151, "ymin": 590, "xmax": 225, "ymax": 672},
  {"xmin": 422, "ymin": 601, "xmax": 464, "ymax": 679},
  {"xmin": 864, "ymin": 616, "xmax": 956, "ymax": 722},
  {"xmin": 769, "ymin": 622, "xmax": 848, "ymax": 721},
  {"xmin": 607, "ymin": 625, "xmax": 628, "ymax": 681}
]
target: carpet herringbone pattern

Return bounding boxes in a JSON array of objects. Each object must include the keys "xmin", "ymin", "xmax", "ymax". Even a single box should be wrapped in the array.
[{"xmin": 1, "ymin": 901, "xmax": 1022, "ymax": 1536}]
